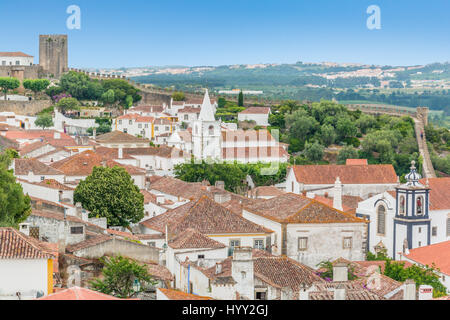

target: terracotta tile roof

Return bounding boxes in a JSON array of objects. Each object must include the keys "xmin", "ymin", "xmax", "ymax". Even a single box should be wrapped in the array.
[
  {"xmin": 135, "ymin": 116, "xmax": 155, "ymax": 123},
  {"xmin": 117, "ymin": 114, "xmax": 140, "ymax": 120},
  {"xmin": 30, "ymin": 209, "xmax": 104, "ymax": 230},
  {"xmin": 95, "ymin": 131, "xmax": 150, "ymax": 144},
  {"xmin": 222, "ymin": 146, "xmax": 289, "ymax": 159},
  {"xmin": 309, "ymin": 281, "xmax": 385, "ymax": 300},
  {"xmin": 221, "ymin": 129, "xmax": 276, "ymax": 142},
  {"xmin": 19, "ymin": 141, "xmax": 49, "ymax": 156},
  {"xmin": 14, "ymin": 158, "xmax": 64, "ymax": 176},
  {"xmin": 249, "ymin": 186, "xmax": 285, "ymax": 198},
  {"xmin": 105, "ymin": 229, "xmax": 139, "ymax": 240},
  {"xmin": 0, "ymin": 227, "xmax": 54, "ymax": 259},
  {"xmin": 405, "ymin": 241, "xmax": 450, "ymax": 275},
  {"xmin": 312, "ymin": 194, "xmax": 363, "ymax": 214},
  {"xmin": 178, "ymin": 107, "xmax": 200, "ymax": 114},
  {"xmin": 419, "ymin": 177, "xmax": 450, "ymax": 210},
  {"xmin": 144, "ymin": 263, "xmax": 174, "ymax": 281},
  {"xmin": 124, "ymin": 145, "xmax": 184, "ymax": 158},
  {"xmin": 66, "ymin": 234, "xmax": 112, "ymax": 253},
  {"xmin": 291, "ymin": 164, "xmax": 398, "ymax": 184},
  {"xmin": 238, "ymin": 107, "xmax": 271, "ymax": 114},
  {"xmin": 37, "ymin": 286, "xmax": 125, "ymax": 300},
  {"xmin": 346, "ymin": 159, "xmax": 368, "ymax": 165},
  {"xmin": 141, "ymin": 196, "xmax": 272, "ymax": 236},
  {"xmin": 149, "ymin": 177, "xmax": 207, "ymax": 200},
  {"xmin": 50, "ymin": 150, "xmax": 145, "ymax": 176},
  {"xmin": 0, "ymin": 135, "xmax": 19, "ymax": 149},
  {"xmin": 178, "ymin": 130, "xmax": 192, "ymax": 143},
  {"xmin": 0, "ymin": 51, "xmax": 33, "ymax": 57},
  {"xmin": 244, "ymin": 193, "xmax": 366, "ymax": 224},
  {"xmin": 168, "ymin": 228, "xmax": 226, "ymax": 249},
  {"xmin": 153, "ymin": 118, "xmax": 171, "ymax": 125},
  {"xmin": 37, "ymin": 179, "xmax": 74, "ymax": 190},
  {"xmin": 158, "ymin": 288, "xmax": 213, "ymax": 300},
  {"xmin": 94, "ymin": 146, "xmax": 134, "ymax": 160},
  {"xmin": 4, "ymin": 130, "xmax": 77, "ymax": 148},
  {"xmin": 135, "ymin": 233, "xmax": 164, "ymax": 240}
]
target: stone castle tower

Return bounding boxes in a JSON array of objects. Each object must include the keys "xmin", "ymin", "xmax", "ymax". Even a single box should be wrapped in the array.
[{"xmin": 39, "ymin": 34, "xmax": 68, "ymax": 78}]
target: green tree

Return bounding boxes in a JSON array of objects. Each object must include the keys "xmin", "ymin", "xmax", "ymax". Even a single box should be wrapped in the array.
[
  {"xmin": 304, "ymin": 141, "xmax": 324, "ymax": 162},
  {"xmin": 285, "ymin": 109, "xmax": 319, "ymax": 139},
  {"xmin": 336, "ymin": 116, "xmax": 357, "ymax": 139},
  {"xmin": 172, "ymin": 91, "xmax": 185, "ymax": 101},
  {"xmin": 74, "ymin": 166, "xmax": 144, "ymax": 227},
  {"xmin": 320, "ymin": 124, "xmax": 337, "ymax": 146},
  {"xmin": 0, "ymin": 152, "xmax": 31, "ymax": 227},
  {"xmin": 45, "ymin": 86, "xmax": 64, "ymax": 100},
  {"xmin": 87, "ymin": 124, "xmax": 111, "ymax": 136},
  {"xmin": 0, "ymin": 77, "xmax": 20, "ymax": 100},
  {"xmin": 34, "ymin": 113, "xmax": 54, "ymax": 130},
  {"xmin": 101, "ymin": 89, "xmax": 115, "ymax": 106},
  {"xmin": 125, "ymin": 95, "xmax": 133, "ymax": 109},
  {"xmin": 56, "ymin": 97, "xmax": 80, "ymax": 114},
  {"xmin": 218, "ymin": 97, "xmax": 226, "ymax": 108},
  {"xmin": 23, "ymin": 79, "xmax": 50, "ymax": 99},
  {"xmin": 90, "ymin": 255, "xmax": 156, "ymax": 298},
  {"xmin": 337, "ymin": 145, "xmax": 359, "ymax": 164},
  {"xmin": 238, "ymin": 90, "xmax": 244, "ymax": 107}
]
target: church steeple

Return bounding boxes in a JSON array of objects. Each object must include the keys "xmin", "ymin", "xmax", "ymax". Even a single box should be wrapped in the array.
[{"xmin": 198, "ymin": 89, "xmax": 215, "ymax": 122}]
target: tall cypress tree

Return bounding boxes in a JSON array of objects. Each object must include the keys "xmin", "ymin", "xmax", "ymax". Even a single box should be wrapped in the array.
[{"xmin": 238, "ymin": 90, "xmax": 244, "ymax": 107}]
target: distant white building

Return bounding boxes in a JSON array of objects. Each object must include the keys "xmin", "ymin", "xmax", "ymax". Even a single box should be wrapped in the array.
[
  {"xmin": 0, "ymin": 52, "xmax": 34, "ymax": 66},
  {"xmin": 238, "ymin": 107, "xmax": 271, "ymax": 126}
]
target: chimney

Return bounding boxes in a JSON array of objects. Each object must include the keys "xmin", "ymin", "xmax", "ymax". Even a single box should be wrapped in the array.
[
  {"xmin": 418, "ymin": 285, "xmax": 433, "ymax": 300},
  {"xmin": 214, "ymin": 193, "xmax": 231, "ymax": 204},
  {"xmin": 75, "ymin": 202, "xmax": 82, "ymax": 219},
  {"xmin": 145, "ymin": 181, "xmax": 151, "ymax": 190},
  {"xmin": 19, "ymin": 223, "xmax": 30, "ymax": 236},
  {"xmin": 215, "ymin": 181, "xmax": 225, "ymax": 190},
  {"xmin": 215, "ymin": 262, "xmax": 223, "ymax": 275},
  {"xmin": 231, "ymin": 246, "xmax": 254, "ymax": 299},
  {"xmin": 298, "ymin": 283, "xmax": 309, "ymax": 300},
  {"xmin": 54, "ymin": 131, "xmax": 61, "ymax": 139},
  {"xmin": 333, "ymin": 177, "xmax": 343, "ymax": 211},
  {"xmin": 306, "ymin": 192, "xmax": 316, "ymax": 199},
  {"xmin": 118, "ymin": 147, "xmax": 123, "ymax": 159},
  {"xmin": 334, "ymin": 283, "xmax": 347, "ymax": 300},
  {"xmin": 58, "ymin": 190, "xmax": 63, "ymax": 202},
  {"xmin": 403, "ymin": 279, "xmax": 416, "ymax": 300},
  {"xmin": 333, "ymin": 263, "xmax": 348, "ymax": 282}
]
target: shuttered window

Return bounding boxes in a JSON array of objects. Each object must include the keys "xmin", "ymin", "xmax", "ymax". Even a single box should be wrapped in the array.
[
  {"xmin": 377, "ymin": 205, "xmax": 386, "ymax": 235},
  {"xmin": 298, "ymin": 237, "xmax": 308, "ymax": 251}
]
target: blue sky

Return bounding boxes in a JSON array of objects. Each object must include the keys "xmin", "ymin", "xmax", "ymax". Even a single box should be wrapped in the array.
[{"xmin": 1, "ymin": 0, "xmax": 449, "ymax": 68}]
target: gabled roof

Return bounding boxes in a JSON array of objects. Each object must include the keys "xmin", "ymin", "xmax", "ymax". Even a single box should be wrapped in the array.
[
  {"xmin": 243, "ymin": 193, "xmax": 366, "ymax": 224},
  {"xmin": 178, "ymin": 106, "xmax": 200, "ymax": 114},
  {"xmin": 198, "ymin": 90, "xmax": 215, "ymax": 122},
  {"xmin": 312, "ymin": 194, "xmax": 363, "ymax": 214},
  {"xmin": 346, "ymin": 159, "xmax": 368, "ymax": 165},
  {"xmin": 309, "ymin": 281, "xmax": 385, "ymax": 300},
  {"xmin": 419, "ymin": 177, "xmax": 450, "ymax": 210},
  {"xmin": 238, "ymin": 107, "xmax": 271, "ymax": 115},
  {"xmin": 124, "ymin": 145, "xmax": 184, "ymax": 158},
  {"xmin": 168, "ymin": 228, "xmax": 226, "ymax": 249},
  {"xmin": 95, "ymin": 130, "xmax": 150, "ymax": 144},
  {"xmin": 141, "ymin": 196, "xmax": 272, "ymax": 236},
  {"xmin": 158, "ymin": 288, "xmax": 213, "ymax": 300},
  {"xmin": 0, "ymin": 227, "xmax": 54, "ymax": 259},
  {"xmin": 290, "ymin": 164, "xmax": 398, "ymax": 185},
  {"xmin": 4, "ymin": 130, "xmax": 77, "ymax": 148},
  {"xmin": 65, "ymin": 234, "xmax": 112, "ymax": 253},
  {"xmin": 37, "ymin": 286, "xmax": 125, "ymax": 300},
  {"xmin": 19, "ymin": 140, "xmax": 49, "ymax": 156},
  {"xmin": 249, "ymin": 186, "xmax": 285, "ymax": 198},
  {"xmin": 14, "ymin": 158, "xmax": 64, "ymax": 176},
  {"xmin": 405, "ymin": 241, "xmax": 450, "ymax": 275},
  {"xmin": 30, "ymin": 209, "xmax": 104, "ymax": 230},
  {"xmin": 0, "ymin": 51, "xmax": 33, "ymax": 57},
  {"xmin": 37, "ymin": 179, "xmax": 74, "ymax": 191}
]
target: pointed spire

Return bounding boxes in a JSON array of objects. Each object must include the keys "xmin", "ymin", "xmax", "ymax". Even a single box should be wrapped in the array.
[{"xmin": 198, "ymin": 89, "xmax": 215, "ymax": 122}]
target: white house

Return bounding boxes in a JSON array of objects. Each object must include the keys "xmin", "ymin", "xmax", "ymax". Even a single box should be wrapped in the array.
[
  {"xmin": 13, "ymin": 158, "xmax": 65, "ymax": 183},
  {"xmin": 0, "ymin": 228, "xmax": 54, "ymax": 300},
  {"xmin": 242, "ymin": 193, "xmax": 368, "ymax": 268},
  {"xmin": 285, "ymin": 163, "xmax": 399, "ymax": 199},
  {"xmin": 238, "ymin": 107, "xmax": 271, "ymax": 126},
  {"xmin": 0, "ymin": 52, "xmax": 33, "ymax": 66}
]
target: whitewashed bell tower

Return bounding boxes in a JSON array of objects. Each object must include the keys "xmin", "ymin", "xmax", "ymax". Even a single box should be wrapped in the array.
[{"xmin": 192, "ymin": 89, "xmax": 221, "ymax": 161}]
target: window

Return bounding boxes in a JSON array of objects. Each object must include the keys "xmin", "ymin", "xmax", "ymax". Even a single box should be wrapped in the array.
[
  {"xmin": 241, "ymin": 271, "xmax": 246, "ymax": 279},
  {"xmin": 432, "ymin": 226, "xmax": 437, "ymax": 236},
  {"xmin": 40, "ymin": 176, "xmax": 45, "ymax": 181},
  {"xmin": 118, "ymin": 120, "xmax": 122, "ymax": 125},
  {"xmin": 165, "ymin": 126, "xmax": 169, "ymax": 131},
  {"xmin": 15, "ymin": 60, "xmax": 20, "ymax": 65},
  {"xmin": 138, "ymin": 124, "xmax": 142, "ymax": 128},
  {"xmin": 343, "ymin": 237, "xmax": 352, "ymax": 249},
  {"xmin": 155, "ymin": 126, "xmax": 159, "ymax": 131},
  {"xmin": 184, "ymin": 114, "xmax": 189, "ymax": 120},
  {"xmin": 198, "ymin": 254, "xmax": 205, "ymax": 259},
  {"xmin": 1, "ymin": 61, "xmax": 5, "ymax": 66},
  {"xmin": 377, "ymin": 205, "xmax": 386, "ymax": 235},
  {"xmin": 417, "ymin": 196, "xmax": 424, "ymax": 215},
  {"xmin": 148, "ymin": 242, "xmax": 156, "ymax": 247},
  {"xmin": 418, "ymin": 241, "xmax": 422, "ymax": 247},
  {"xmin": 123, "ymin": 128, "xmax": 127, "ymax": 133},
  {"xmin": 70, "ymin": 226, "xmax": 83, "ymax": 234},
  {"xmin": 208, "ymin": 125, "xmax": 214, "ymax": 135},
  {"xmin": 254, "ymin": 239, "xmax": 264, "ymax": 250},
  {"xmin": 129, "ymin": 120, "xmax": 133, "ymax": 125},
  {"xmin": 298, "ymin": 237, "xmax": 308, "ymax": 251},
  {"xmin": 256, "ymin": 291, "xmax": 267, "ymax": 300},
  {"xmin": 399, "ymin": 195, "xmax": 405, "ymax": 215},
  {"xmin": 230, "ymin": 239, "xmax": 240, "ymax": 248},
  {"xmin": 145, "ymin": 124, "xmax": 148, "ymax": 128}
]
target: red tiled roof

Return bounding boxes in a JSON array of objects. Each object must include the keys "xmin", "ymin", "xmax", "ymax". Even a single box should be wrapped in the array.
[
  {"xmin": 96, "ymin": 131, "xmax": 150, "ymax": 144},
  {"xmin": 249, "ymin": 186, "xmax": 285, "ymax": 198},
  {"xmin": 346, "ymin": 159, "xmax": 368, "ymax": 165},
  {"xmin": 405, "ymin": 241, "xmax": 450, "ymax": 275},
  {"xmin": 158, "ymin": 288, "xmax": 213, "ymax": 300},
  {"xmin": 244, "ymin": 193, "xmax": 366, "ymax": 224},
  {"xmin": 168, "ymin": 228, "xmax": 226, "ymax": 249},
  {"xmin": 222, "ymin": 146, "xmax": 289, "ymax": 159},
  {"xmin": 135, "ymin": 116, "xmax": 155, "ymax": 123},
  {"xmin": 291, "ymin": 164, "xmax": 398, "ymax": 185},
  {"xmin": 0, "ymin": 51, "xmax": 33, "ymax": 57},
  {"xmin": 14, "ymin": 158, "xmax": 64, "ymax": 176},
  {"xmin": 419, "ymin": 177, "xmax": 450, "ymax": 210},
  {"xmin": 239, "ymin": 107, "xmax": 271, "ymax": 115},
  {"xmin": 106, "ymin": 229, "xmax": 139, "ymax": 240},
  {"xmin": 0, "ymin": 227, "xmax": 54, "ymax": 259},
  {"xmin": 178, "ymin": 107, "xmax": 200, "ymax": 114},
  {"xmin": 19, "ymin": 141, "xmax": 49, "ymax": 156},
  {"xmin": 66, "ymin": 234, "xmax": 112, "ymax": 253},
  {"xmin": 37, "ymin": 179, "xmax": 74, "ymax": 191},
  {"xmin": 221, "ymin": 129, "xmax": 276, "ymax": 142},
  {"xmin": 4, "ymin": 130, "xmax": 77, "ymax": 148},
  {"xmin": 37, "ymin": 286, "xmax": 126, "ymax": 300},
  {"xmin": 313, "ymin": 194, "xmax": 363, "ymax": 214}
]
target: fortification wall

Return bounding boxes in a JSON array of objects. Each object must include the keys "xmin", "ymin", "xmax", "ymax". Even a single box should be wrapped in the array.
[{"xmin": 0, "ymin": 100, "xmax": 52, "ymax": 116}]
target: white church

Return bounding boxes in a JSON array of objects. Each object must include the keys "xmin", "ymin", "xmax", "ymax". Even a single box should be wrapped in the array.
[{"xmin": 167, "ymin": 90, "xmax": 289, "ymax": 164}]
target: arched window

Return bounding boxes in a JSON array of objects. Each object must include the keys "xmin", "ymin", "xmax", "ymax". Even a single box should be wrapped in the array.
[
  {"xmin": 417, "ymin": 196, "xmax": 424, "ymax": 215},
  {"xmin": 399, "ymin": 196, "xmax": 405, "ymax": 215},
  {"xmin": 208, "ymin": 125, "xmax": 214, "ymax": 135},
  {"xmin": 377, "ymin": 205, "xmax": 386, "ymax": 235}
]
